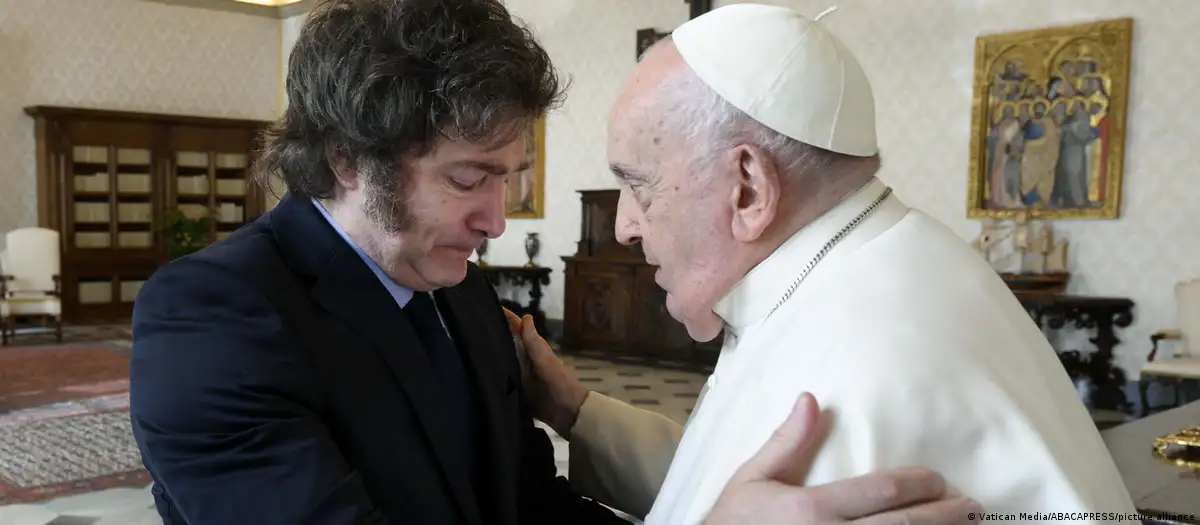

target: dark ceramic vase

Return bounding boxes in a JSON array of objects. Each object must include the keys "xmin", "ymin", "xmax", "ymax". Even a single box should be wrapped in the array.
[{"xmin": 524, "ymin": 232, "xmax": 540, "ymax": 267}]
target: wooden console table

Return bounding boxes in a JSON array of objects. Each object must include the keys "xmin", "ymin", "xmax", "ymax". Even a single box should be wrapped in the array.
[
  {"xmin": 1017, "ymin": 293, "xmax": 1135, "ymax": 413},
  {"xmin": 1102, "ymin": 400, "xmax": 1200, "ymax": 524},
  {"xmin": 480, "ymin": 265, "xmax": 550, "ymax": 337}
]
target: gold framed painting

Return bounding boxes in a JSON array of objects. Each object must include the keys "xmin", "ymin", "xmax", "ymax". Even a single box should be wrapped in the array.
[
  {"xmin": 966, "ymin": 18, "xmax": 1132, "ymax": 220},
  {"xmin": 505, "ymin": 116, "xmax": 545, "ymax": 219}
]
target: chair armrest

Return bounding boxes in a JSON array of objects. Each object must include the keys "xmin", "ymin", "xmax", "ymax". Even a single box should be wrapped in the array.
[
  {"xmin": 0, "ymin": 274, "xmax": 11, "ymax": 298},
  {"xmin": 48, "ymin": 274, "xmax": 61, "ymax": 297},
  {"xmin": 1148, "ymin": 330, "xmax": 1184, "ymax": 361}
]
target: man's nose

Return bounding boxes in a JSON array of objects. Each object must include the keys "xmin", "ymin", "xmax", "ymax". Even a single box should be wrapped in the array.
[
  {"xmin": 471, "ymin": 183, "xmax": 508, "ymax": 238},
  {"xmin": 614, "ymin": 190, "xmax": 641, "ymax": 246}
]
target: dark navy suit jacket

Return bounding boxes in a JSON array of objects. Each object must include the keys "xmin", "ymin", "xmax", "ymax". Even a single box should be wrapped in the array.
[{"xmin": 129, "ymin": 193, "xmax": 626, "ymax": 525}]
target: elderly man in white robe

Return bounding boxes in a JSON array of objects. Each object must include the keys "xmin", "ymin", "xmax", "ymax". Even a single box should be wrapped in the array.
[{"xmin": 510, "ymin": 4, "xmax": 1139, "ymax": 525}]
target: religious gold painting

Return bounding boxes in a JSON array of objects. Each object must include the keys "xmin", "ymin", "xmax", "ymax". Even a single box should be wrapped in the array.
[
  {"xmin": 966, "ymin": 18, "xmax": 1132, "ymax": 220},
  {"xmin": 505, "ymin": 117, "xmax": 545, "ymax": 219}
]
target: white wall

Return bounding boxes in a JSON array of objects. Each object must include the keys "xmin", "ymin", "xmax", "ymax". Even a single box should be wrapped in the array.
[
  {"xmin": 513, "ymin": 0, "xmax": 1200, "ymax": 379},
  {"xmin": 486, "ymin": 0, "xmax": 689, "ymax": 318},
  {"xmin": 283, "ymin": 0, "xmax": 1200, "ymax": 379},
  {"xmin": 0, "ymin": 0, "xmax": 282, "ymax": 244},
  {"xmin": 281, "ymin": 14, "xmax": 306, "ymax": 106},
  {"xmin": 263, "ymin": 13, "xmax": 309, "ymax": 209},
  {"xmin": 738, "ymin": 0, "xmax": 1200, "ymax": 380}
]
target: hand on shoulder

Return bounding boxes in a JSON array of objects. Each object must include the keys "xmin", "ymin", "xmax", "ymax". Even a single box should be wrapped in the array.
[{"xmin": 504, "ymin": 308, "xmax": 589, "ymax": 438}]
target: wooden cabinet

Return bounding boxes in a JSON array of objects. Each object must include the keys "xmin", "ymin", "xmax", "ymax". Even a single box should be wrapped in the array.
[
  {"xmin": 631, "ymin": 265, "xmax": 696, "ymax": 357},
  {"xmin": 561, "ymin": 190, "xmax": 720, "ymax": 368},
  {"xmin": 25, "ymin": 106, "xmax": 271, "ymax": 324}
]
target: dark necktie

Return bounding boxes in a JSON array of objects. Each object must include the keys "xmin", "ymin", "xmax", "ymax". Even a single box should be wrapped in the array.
[{"xmin": 402, "ymin": 292, "xmax": 479, "ymax": 492}]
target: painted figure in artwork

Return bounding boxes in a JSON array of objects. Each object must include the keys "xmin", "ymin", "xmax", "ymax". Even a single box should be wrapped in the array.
[
  {"xmin": 981, "ymin": 45, "xmax": 1113, "ymax": 213},
  {"xmin": 987, "ymin": 103, "xmax": 1023, "ymax": 207}
]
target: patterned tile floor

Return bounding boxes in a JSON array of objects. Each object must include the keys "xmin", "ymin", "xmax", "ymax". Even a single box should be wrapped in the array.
[{"xmin": 0, "ymin": 350, "xmax": 705, "ymax": 524}]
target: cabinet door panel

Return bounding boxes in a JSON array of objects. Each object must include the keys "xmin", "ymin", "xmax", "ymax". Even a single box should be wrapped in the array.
[
  {"xmin": 563, "ymin": 263, "xmax": 634, "ymax": 348},
  {"xmin": 577, "ymin": 269, "xmax": 631, "ymax": 346}
]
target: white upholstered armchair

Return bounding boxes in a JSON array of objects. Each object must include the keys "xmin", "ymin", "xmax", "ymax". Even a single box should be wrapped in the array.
[
  {"xmin": 0, "ymin": 227, "xmax": 63, "ymax": 345},
  {"xmin": 1139, "ymin": 279, "xmax": 1200, "ymax": 415}
]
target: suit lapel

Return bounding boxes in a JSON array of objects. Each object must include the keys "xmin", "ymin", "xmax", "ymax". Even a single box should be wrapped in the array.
[
  {"xmin": 437, "ymin": 286, "xmax": 518, "ymax": 524},
  {"xmin": 291, "ymin": 214, "xmax": 482, "ymax": 525}
]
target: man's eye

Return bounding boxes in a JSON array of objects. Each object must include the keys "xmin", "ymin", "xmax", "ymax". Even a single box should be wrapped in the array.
[{"xmin": 451, "ymin": 174, "xmax": 487, "ymax": 190}]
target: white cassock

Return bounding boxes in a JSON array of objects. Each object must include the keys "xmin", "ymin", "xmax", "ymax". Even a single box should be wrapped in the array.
[
  {"xmin": 567, "ymin": 4, "xmax": 1137, "ymax": 523},
  {"xmin": 567, "ymin": 178, "xmax": 1138, "ymax": 524}
]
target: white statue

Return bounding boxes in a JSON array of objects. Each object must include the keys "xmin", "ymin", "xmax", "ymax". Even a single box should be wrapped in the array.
[
  {"xmin": 1046, "ymin": 237, "xmax": 1070, "ymax": 273},
  {"xmin": 1003, "ymin": 212, "xmax": 1034, "ymax": 273},
  {"xmin": 1012, "ymin": 212, "xmax": 1032, "ymax": 255},
  {"xmin": 1027, "ymin": 224, "xmax": 1053, "ymax": 274},
  {"xmin": 973, "ymin": 214, "xmax": 1068, "ymax": 275},
  {"xmin": 972, "ymin": 218, "xmax": 1020, "ymax": 273},
  {"xmin": 970, "ymin": 219, "xmax": 1002, "ymax": 256}
]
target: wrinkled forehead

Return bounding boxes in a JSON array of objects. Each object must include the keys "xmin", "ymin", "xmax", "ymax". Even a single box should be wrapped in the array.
[
  {"xmin": 608, "ymin": 42, "xmax": 685, "ymax": 162},
  {"xmin": 608, "ymin": 100, "xmax": 680, "ymax": 187},
  {"xmin": 607, "ymin": 97, "xmax": 658, "ymax": 155}
]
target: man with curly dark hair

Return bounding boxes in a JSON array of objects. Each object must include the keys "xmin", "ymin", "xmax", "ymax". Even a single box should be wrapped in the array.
[
  {"xmin": 130, "ymin": 1, "xmax": 619, "ymax": 523},
  {"xmin": 128, "ymin": 1, "xmax": 970, "ymax": 524}
]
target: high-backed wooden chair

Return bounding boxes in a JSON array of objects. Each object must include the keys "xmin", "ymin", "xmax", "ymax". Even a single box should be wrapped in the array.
[
  {"xmin": 0, "ymin": 228, "xmax": 63, "ymax": 344},
  {"xmin": 1139, "ymin": 279, "xmax": 1200, "ymax": 415}
]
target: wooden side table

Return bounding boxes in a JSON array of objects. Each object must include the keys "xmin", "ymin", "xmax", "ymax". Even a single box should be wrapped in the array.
[
  {"xmin": 479, "ymin": 265, "xmax": 551, "ymax": 337},
  {"xmin": 1102, "ymin": 400, "xmax": 1200, "ymax": 524},
  {"xmin": 1017, "ymin": 293, "xmax": 1135, "ymax": 413}
]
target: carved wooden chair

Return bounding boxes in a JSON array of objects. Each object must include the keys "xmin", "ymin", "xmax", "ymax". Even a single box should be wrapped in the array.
[
  {"xmin": 1139, "ymin": 279, "xmax": 1200, "ymax": 415},
  {"xmin": 0, "ymin": 228, "xmax": 63, "ymax": 344}
]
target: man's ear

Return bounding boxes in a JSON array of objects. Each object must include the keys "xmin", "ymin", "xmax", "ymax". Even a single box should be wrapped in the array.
[
  {"xmin": 728, "ymin": 144, "xmax": 781, "ymax": 242},
  {"xmin": 325, "ymin": 141, "xmax": 359, "ymax": 190}
]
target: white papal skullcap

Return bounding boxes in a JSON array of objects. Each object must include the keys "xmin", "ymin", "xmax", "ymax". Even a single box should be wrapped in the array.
[{"xmin": 672, "ymin": 4, "xmax": 878, "ymax": 157}]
